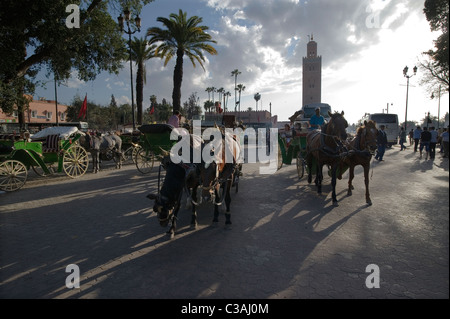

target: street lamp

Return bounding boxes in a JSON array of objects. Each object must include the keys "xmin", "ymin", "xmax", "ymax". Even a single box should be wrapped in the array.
[
  {"xmin": 118, "ymin": 8, "xmax": 141, "ymax": 131},
  {"xmin": 403, "ymin": 65, "xmax": 417, "ymax": 130}
]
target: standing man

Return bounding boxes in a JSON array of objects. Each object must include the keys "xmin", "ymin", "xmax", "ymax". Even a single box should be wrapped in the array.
[
  {"xmin": 419, "ymin": 126, "xmax": 432, "ymax": 160},
  {"xmin": 408, "ymin": 129, "xmax": 414, "ymax": 145},
  {"xmin": 375, "ymin": 125, "xmax": 388, "ymax": 161},
  {"xmin": 309, "ymin": 107, "xmax": 324, "ymax": 130},
  {"xmin": 413, "ymin": 125, "xmax": 422, "ymax": 152},
  {"xmin": 168, "ymin": 110, "xmax": 181, "ymax": 128},
  {"xmin": 399, "ymin": 127, "xmax": 407, "ymax": 151},
  {"xmin": 429, "ymin": 126, "xmax": 438, "ymax": 160}
]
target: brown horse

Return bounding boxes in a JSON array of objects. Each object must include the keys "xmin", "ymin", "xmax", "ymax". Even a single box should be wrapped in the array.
[
  {"xmin": 306, "ymin": 111, "xmax": 348, "ymax": 206},
  {"xmin": 199, "ymin": 128, "xmax": 241, "ymax": 229},
  {"xmin": 343, "ymin": 120, "xmax": 378, "ymax": 205}
]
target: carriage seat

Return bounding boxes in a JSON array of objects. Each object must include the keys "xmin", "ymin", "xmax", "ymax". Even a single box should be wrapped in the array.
[
  {"xmin": 43, "ymin": 134, "xmax": 60, "ymax": 153},
  {"xmin": 138, "ymin": 124, "xmax": 174, "ymax": 134}
]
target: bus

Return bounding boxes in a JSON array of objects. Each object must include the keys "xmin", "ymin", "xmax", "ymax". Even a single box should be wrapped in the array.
[
  {"xmin": 360, "ymin": 113, "xmax": 399, "ymax": 147},
  {"xmin": 292, "ymin": 103, "xmax": 332, "ymax": 131}
]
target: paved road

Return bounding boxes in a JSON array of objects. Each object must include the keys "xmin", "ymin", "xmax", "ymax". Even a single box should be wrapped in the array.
[{"xmin": 0, "ymin": 145, "xmax": 448, "ymax": 300}]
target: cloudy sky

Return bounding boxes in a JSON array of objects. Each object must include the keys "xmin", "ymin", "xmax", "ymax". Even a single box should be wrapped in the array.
[{"xmin": 34, "ymin": 0, "xmax": 448, "ymax": 125}]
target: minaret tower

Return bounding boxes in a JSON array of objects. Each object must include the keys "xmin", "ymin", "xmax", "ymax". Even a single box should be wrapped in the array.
[{"xmin": 302, "ymin": 34, "xmax": 322, "ymax": 107}]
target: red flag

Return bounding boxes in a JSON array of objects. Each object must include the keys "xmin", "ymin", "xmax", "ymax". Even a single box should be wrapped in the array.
[
  {"xmin": 78, "ymin": 94, "xmax": 87, "ymax": 119},
  {"xmin": 149, "ymin": 105, "xmax": 155, "ymax": 114}
]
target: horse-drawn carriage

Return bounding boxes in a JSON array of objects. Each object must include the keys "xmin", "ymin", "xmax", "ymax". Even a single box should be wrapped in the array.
[
  {"xmin": 0, "ymin": 127, "xmax": 89, "ymax": 192},
  {"xmin": 278, "ymin": 128, "xmax": 309, "ymax": 179}
]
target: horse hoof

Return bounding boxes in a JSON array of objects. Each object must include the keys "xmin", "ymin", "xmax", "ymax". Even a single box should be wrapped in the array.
[
  {"xmin": 367, "ymin": 201, "xmax": 372, "ymax": 206},
  {"xmin": 347, "ymin": 191, "xmax": 352, "ymax": 196},
  {"xmin": 333, "ymin": 201, "xmax": 339, "ymax": 207},
  {"xmin": 166, "ymin": 231, "xmax": 175, "ymax": 239},
  {"xmin": 224, "ymin": 224, "xmax": 232, "ymax": 230},
  {"xmin": 190, "ymin": 222, "xmax": 198, "ymax": 229}
]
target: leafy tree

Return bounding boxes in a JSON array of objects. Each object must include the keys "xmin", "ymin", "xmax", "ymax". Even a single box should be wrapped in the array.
[
  {"xmin": 0, "ymin": 0, "xmax": 153, "ymax": 127},
  {"xmin": 147, "ymin": 9, "xmax": 217, "ymax": 114},
  {"xmin": 130, "ymin": 37, "xmax": 159, "ymax": 125},
  {"xmin": 420, "ymin": 0, "xmax": 449, "ymax": 95}
]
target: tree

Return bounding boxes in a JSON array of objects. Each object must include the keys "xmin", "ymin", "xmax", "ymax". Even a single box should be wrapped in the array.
[
  {"xmin": 231, "ymin": 69, "xmax": 241, "ymax": 111},
  {"xmin": 147, "ymin": 9, "xmax": 217, "ymax": 114},
  {"xmin": 420, "ymin": 0, "xmax": 449, "ymax": 95},
  {"xmin": 130, "ymin": 37, "xmax": 159, "ymax": 125},
  {"xmin": 0, "ymin": 0, "xmax": 154, "ymax": 128},
  {"xmin": 236, "ymin": 84, "xmax": 245, "ymax": 111}
]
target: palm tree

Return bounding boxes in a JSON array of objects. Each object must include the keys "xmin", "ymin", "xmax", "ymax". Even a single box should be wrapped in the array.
[
  {"xmin": 205, "ymin": 87, "xmax": 213, "ymax": 101},
  {"xmin": 236, "ymin": 84, "xmax": 245, "ymax": 112},
  {"xmin": 130, "ymin": 37, "xmax": 158, "ymax": 125},
  {"xmin": 254, "ymin": 92, "xmax": 261, "ymax": 111},
  {"xmin": 231, "ymin": 69, "xmax": 241, "ymax": 111},
  {"xmin": 223, "ymin": 91, "xmax": 231, "ymax": 111},
  {"xmin": 147, "ymin": 10, "xmax": 217, "ymax": 114}
]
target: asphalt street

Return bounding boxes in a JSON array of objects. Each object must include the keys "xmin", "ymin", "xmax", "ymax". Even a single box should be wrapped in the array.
[{"xmin": 0, "ymin": 145, "xmax": 448, "ymax": 300}]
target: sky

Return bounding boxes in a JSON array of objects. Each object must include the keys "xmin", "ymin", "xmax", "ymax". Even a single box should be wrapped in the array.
[{"xmin": 33, "ymin": 0, "xmax": 449, "ymax": 125}]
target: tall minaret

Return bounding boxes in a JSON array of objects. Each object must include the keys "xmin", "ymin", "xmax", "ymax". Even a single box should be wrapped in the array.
[{"xmin": 302, "ymin": 34, "xmax": 322, "ymax": 107}]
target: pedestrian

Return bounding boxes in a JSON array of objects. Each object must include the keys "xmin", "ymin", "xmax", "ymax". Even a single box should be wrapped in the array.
[
  {"xmin": 168, "ymin": 110, "xmax": 181, "ymax": 128},
  {"xmin": 309, "ymin": 107, "xmax": 324, "ymax": 130},
  {"xmin": 375, "ymin": 125, "xmax": 388, "ymax": 161},
  {"xmin": 399, "ymin": 127, "xmax": 407, "ymax": 151},
  {"xmin": 419, "ymin": 126, "xmax": 432, "ymax": 160},
  {"xmin": 441, "ymin": 127, "xmax": 449, "ymax": 158},
  {"xmin": 408, "ymin": 129, "xmax": 414, "ymax": 145},
  {"xmin": 429, "ymin": 126, "xmax": 438, "ymax": 159},
  {"xmin": 413, "ymin": 126, "xmax": 421, "ymax": 152}
]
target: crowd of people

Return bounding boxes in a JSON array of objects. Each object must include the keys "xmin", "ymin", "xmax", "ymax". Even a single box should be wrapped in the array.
[{"xmin": 398, "ymin": 125, "xmax": 449, "ymax": 160}]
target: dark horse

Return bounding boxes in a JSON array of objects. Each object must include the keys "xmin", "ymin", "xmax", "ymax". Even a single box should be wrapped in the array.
[
  {"xmin": 306, "ymin": 111, "xmax": 348, "ymax": 206},
  {"xmin": 80, "ymin": 133, "xmax": 122, "ymax": 173},
  {"xmin": 146, "ymin": 134, "xmax": 204, "ymax": 238},
  {"xmin": 343, "ymin": 120, "xmax": 378, "ymax": 205}
]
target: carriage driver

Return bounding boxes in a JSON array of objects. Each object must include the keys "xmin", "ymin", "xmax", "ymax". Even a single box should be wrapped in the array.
[{"xmin": 309, "ymin": 107, "xmax": 325, "ymax": 130}]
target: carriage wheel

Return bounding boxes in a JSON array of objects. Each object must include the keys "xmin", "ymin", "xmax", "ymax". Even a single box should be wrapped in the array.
[
  {"xmin": 135, "ymin": 148, "xmax": 155, "ymax": 174},
  {"xmin": 63, "ymin": 145, "xmax": 89, "ymax": 178},
  {"xmin": 32, "ymin": 163, "xmax": 55, "ymax": 177},
  {"xmin": 123, "ymin": 144, "xmax": 142, "ymax": 163},
  {"xmin": 296, "ymin": 151, "xmax": 305, "ymax": 180},
  {"xmin": 277, "ymin": 143, "xmax": 283, "ymax": 170},
  {"xmin": 0, "ymin": 160, "xmax": 28, "ymax": 192}
]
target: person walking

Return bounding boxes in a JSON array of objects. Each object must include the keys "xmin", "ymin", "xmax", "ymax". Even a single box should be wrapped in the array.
[
  {"xmin": 419, "ymin": 126, "xmax": 432, "ymax": 160},
  {"xmin": 441, "ymin": 127, "xmax": 449, "ymax": 158},
  {"xmin": 429, "ymin": 126, "xmax": 438, "ymax": 159},
  {"xmin": 375, "ymin": 125, "xmax": 388, "ymax": 161},
  {"xmin": 399, "ymin": 127, "xmax": 407, "ymax": 151},
  {"xmin": 413, "ymin": 126, "xmax": 422, "ymax": 152},
  {"xmin": 408, "ymin": 129, "xmax": 414, "ymax": 145}
]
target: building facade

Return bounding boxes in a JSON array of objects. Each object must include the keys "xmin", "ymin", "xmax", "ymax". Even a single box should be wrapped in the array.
[
  {"xmin": 0, "ymin": 96, "xmax": 69, "ymax": 125},
  {"xmin": 302, "ymin": 34, "xmax": 322, "ymax": 107}
]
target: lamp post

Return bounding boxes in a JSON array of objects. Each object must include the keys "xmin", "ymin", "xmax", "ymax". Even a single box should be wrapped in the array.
[
  {"xmin": 118, "ymin": 8, "xmax": 141, "ymax": 131},
  {"xmin": 402, "ymin": 65, "xmax": 417, "ymax": 130}
]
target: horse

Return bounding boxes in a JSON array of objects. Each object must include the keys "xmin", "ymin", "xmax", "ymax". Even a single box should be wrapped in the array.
[
  {"xmin": 306, "ymin": 111, "xmax": 348, "ymax": 206},
  {"xmin": 343, "ymin": 120, "xmax": 378, "ymax": 205},
  {"xmin": 198, "ymin": 128, "xmax": 241, "ymax": 229},
  {"xmin": 146, "ymin": 133, "xmax": 204, "ymax": 238},
  {"xmin": 79, "ymin": 133, "xmax": 123, "ymax": 173}
]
